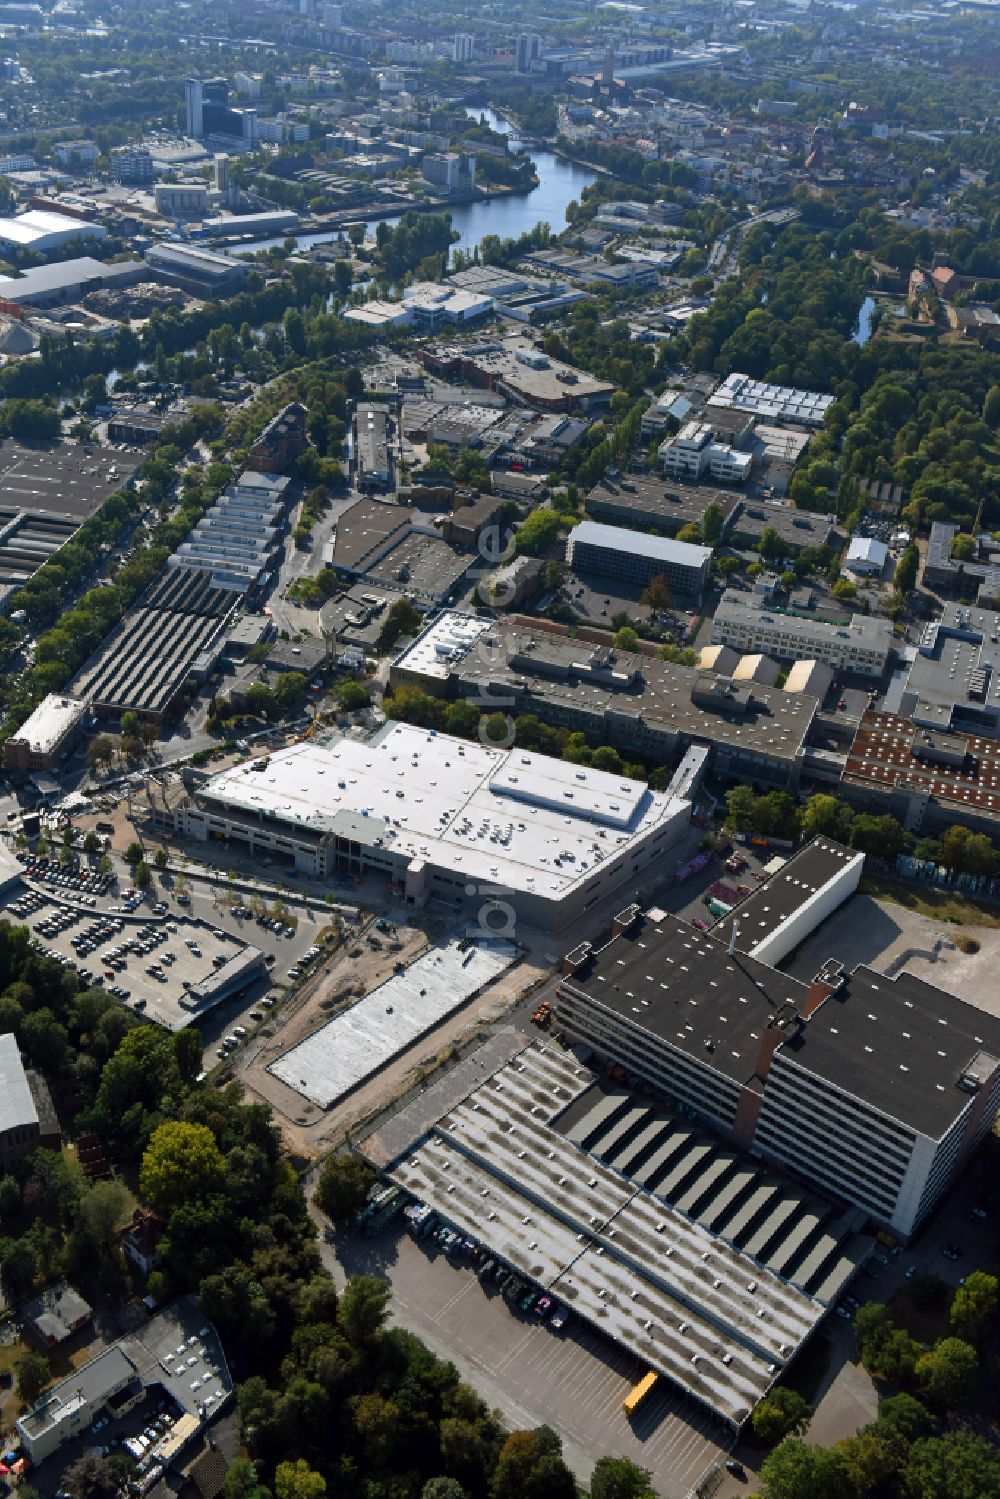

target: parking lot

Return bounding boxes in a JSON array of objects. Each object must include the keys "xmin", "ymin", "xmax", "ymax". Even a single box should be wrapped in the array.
[{"xmin": 327, "ymin": 1227, "xmax": 727, "ymax": 1498}]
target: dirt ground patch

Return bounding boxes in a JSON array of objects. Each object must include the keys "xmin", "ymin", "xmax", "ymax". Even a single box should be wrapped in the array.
[{"xmin": 783, "ymin": 892, "xmax": 1000, "ymax": 1014}]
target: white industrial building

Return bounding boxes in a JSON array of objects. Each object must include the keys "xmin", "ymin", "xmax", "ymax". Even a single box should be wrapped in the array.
[
  {"xmin": 659, "ymin": 421, "xmax": 753, "ymax": 484},
  {"xmin": 844, "ymin": 536, "xmax": 888, "ymax": 577},
  {"xmin": 173, "ymin": 722, "xmax": 692, "ymax": 929},
  {"xmin": 4, "ymin": 693, "xmax": 87, "ymax": 772},
  {"xmin": 0, "ymin": 208, "xmax": 107, "ymax": 253},
  {"xmin": 708, "ymin": 373, "xmax": 834, "ymax": 427}
]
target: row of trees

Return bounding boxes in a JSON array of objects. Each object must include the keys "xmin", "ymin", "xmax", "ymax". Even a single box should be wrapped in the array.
[{"xmin": 724, "ymin": 787, "xmax": 999, "ymax": 875}]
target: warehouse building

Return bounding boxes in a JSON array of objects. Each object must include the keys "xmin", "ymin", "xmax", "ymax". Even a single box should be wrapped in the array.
[
  {"xmin": 0, "ymin": 1032, "xmax": 60, "ymax": 1171},
  {"xmin": 391, "ymin": 613, "xmax": 821, "ymax": 791},
  {"xmin": 379, "ymin": 1041, "xmax": 870, "ymax": 1428},
  {"xmin": 0, "ymin": 208, "xmax": 106, "ymax": 254},
  {"xmin": 4, "ymin": 693, "xmax": 87, "ymax": 772},
  {"xmin": 895, "ymin": 602, "xmax": 1000, "ymax": 735},
  {"xmin": 554, "ymin": 840, "xmax": 1000, "ymax": 1239},
  {"xmin": 566, "ymin": 520, "xmax": 712, "ymax": 599},
  {"xmin": 841, "ymin": 710, "xmax": 1000, "ymax": 840},
  {"xmin": 713, "ymin": 591, "xmax": 893, "ymax": 676},
  {"xmin": 73, "ymin": 566, "xmax": 238, "ymax": 724},
  {"xmin": 170, "ymin": 721, "xmax": 691, "ymax": 929},
  {"xmin": 844, "ymin": 536, "xmax": 888, "ymax": 577},
  {"xmin": 728, "ymin": 501, "xmax": 838, "ymax": 555},
  {"xmin": 420, "ymin": 340, "xmax": 615, "ymax": 414},
  {"xmin": 145, "ymin": 241, "xmax": 250, "ymax": 296},
  {"xmin": 708, "ymin": 373, "xmax": 834, "ymax": 427},
  {"xmin": 585, "ymin": 476, "xmax": 740, "ymax": 539},
  {"xmin": 0, "ymin": 255, "xmax": 147, "ymax": 308},
  {"xmin": 923, "ymin": 521, "xmax": 1000, "ymax": 604},
  {"xmin": 355, "ymin": 403, "xmax": 392, "ymax": 491}
]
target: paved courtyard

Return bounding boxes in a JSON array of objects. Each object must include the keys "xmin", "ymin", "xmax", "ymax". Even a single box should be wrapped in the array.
[{"xmin": 324, "ymin": 1228, "xmax": 728, "ymax": 1499}]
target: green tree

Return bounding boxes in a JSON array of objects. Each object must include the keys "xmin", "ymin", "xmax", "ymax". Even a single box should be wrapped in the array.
[
  {"xmin": 134, "ymin": 861, "xmax": 152, "ymax": 890},
  {"xmin": 901, "ymin": 1430, "xmax": 1000, "ymax": 1499},
  {"xmin": 76, "ymin": 1179, "xmax": 130, "ymax": 1254},
  {"xmin": 613, "ymin": 626, "xmax": 639, "ymax": 652},
  {"xmin": 752, "ymin": 1386, "xmax": 811, "ymax": 1445},
  {"xmin": 877, "ymin": 1392, "xmax": 937, "ymax": 1440},
  {"xmin": 153, "ymin": 848, "xmax": 168, "ymax": 870},
  {"xmin": 124, "ymin": 840, "xmax": 144, "ymax": 866},
  {"xmin": 758, "ymin": 1440, "xmax": 854, "ymax": 1499},
  {"xmin": 589, "ymin": 1455, "xmax": 656, "ymax": 1499},
  {"xmin": 725, "ymin": 784, "xmax": 756, "ymax": 832},
  {"xmin": 139, "ymin": 1120, "xmax": 226, "ymax": 1214},
  {"xmin": 800, "ymin": 794, "xmax": 854, "ymax": 842},
  {"xmin": 831, "ymin": 578, "xmax": 857, "ymax": 601},
  {"xmin": 83, "ymin": 830, "xmax": 101, "ymax": 854},
  {"xmin": 639, "ymin": 574, "xmax": 671, "ymax": 612},
  {"xmin": 274, "ymin": 1460, "xmax": 325, "ymax": 1499},
  {"xmin": 949, "ymin": 1270, "xmax": 998, "ymax": 1341},
  {"xmin": 120, "ymin": 710, "xmax": 140, "ymax": 739},
  {"xmin": 421, "ymin": 1482, "xmax": 467, "ymax": 1499},
  {"xmin": 951, "ymin": 533, "xmax": 977, "ymax": 562},
  {"xmin": 15, "ymin": 1351, "xmax": 51, "ymax": 1406},
  {"xmin": 939, "ymin": 825, "xmax": 997, "ymax": 876},
  {"xmin": 915, "ymin": 1337, "xmax": 978, "ymax": 1410},
  {"xmin": 701, "ymin": 501, "xmax": 726, "ymax": 544},
  {"xmin": 61, "ymin": 1453, "xmax": 121, "ymax": 1499},
  {"xmin": 338, "ymin": 1275, "xmax": 390, "ymax": 1349},
  {"xmin": 315, "ymin": 1154, "xmax": 375, "ymax": 1223},
  {"xmin": 895, "ymin": 544, "xmax": 919, "ymax": 595}
]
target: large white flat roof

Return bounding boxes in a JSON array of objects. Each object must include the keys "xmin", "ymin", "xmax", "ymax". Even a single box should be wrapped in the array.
[
  {"xmin": 271, "ymin": 935, "xmax": 518, "ymax": 1107},
  {"xmin": 9, "ymin": 695, "xmax": 86, "ymax": 754},
  {"xmin": 0, "ymin": 209, "xmax": 100, "ymax": 245},
  {"xmin": 200, "ymin": 723, "xmax": 688, "ymax": 900},
  {"xmin": 393, "ymin": 613, "xmax": 491, "ymax": 681},
  {"xmin": 568, "ymin": 519, "xmax": 712, "ymax": 569}
]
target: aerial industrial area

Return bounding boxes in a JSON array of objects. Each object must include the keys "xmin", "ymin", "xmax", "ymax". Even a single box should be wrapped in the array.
[{"xmin": 0, "ymin": 0, "xmax": 997, "ymax": 1496}]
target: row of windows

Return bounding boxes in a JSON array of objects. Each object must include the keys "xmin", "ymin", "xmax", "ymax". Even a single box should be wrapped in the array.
[
  {"xmin": 754, "ymin": 1121, "xmax": 899, "ymax": 1219},
  {"xmin": 769, "ymin": 1056, "xmax": 916, "ymax": 1151},
  {"xmin": 555, "ymin": 996, "xmax": 741, "ymax": 1128},
  {"xmin": 760, "ymin": 1068, "xmax": 913, "ymax": 1178}
]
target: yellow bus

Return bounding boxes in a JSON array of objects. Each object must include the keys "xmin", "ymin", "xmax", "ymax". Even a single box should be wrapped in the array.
[{"xmin": 623, "ymin": 1370, "xmax": 659, "ymax": 1416}]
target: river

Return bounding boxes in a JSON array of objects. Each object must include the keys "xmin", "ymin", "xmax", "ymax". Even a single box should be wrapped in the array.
[{"xmin": 224, "ymin": 107, "xmax": 598, "ymax": 262}]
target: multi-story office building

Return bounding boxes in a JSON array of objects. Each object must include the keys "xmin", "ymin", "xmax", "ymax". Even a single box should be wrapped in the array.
[
  {"xmin": 391, "ymin": 613, "xmax": 821, "ymax": 791},
  {"xmin": 453, "ymin": 32, "xmax": 474, "ymax": 62},
  {"xmin": 714, "ymin": 591, "xmax": 892, "ymax": 675},
  {"xmin": 659, "ymin": 421, "xmax": 753, "ymax": 484},
  {"xmin": 585, "ymin": 475, "xmax": 740, "ymax": 538},
  {"xmin": 553, "ymin": 840, "xmax": 1000, "ymax": 1239},
  {"xmin": 4, "ymin": 694, "xmax": 87, "ymax": 772},
  {"xmin": 515, "ymin": 32, "xmax": 542, "ymax": 71},
  {"xmin": 566, "ymin": 519, "xmax": 712, "ymax": 598}
]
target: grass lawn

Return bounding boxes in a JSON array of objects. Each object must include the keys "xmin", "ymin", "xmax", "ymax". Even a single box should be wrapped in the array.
[{"xmin": 859, "ymin": 875, "xmax": 1000, "ymax": 929}]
